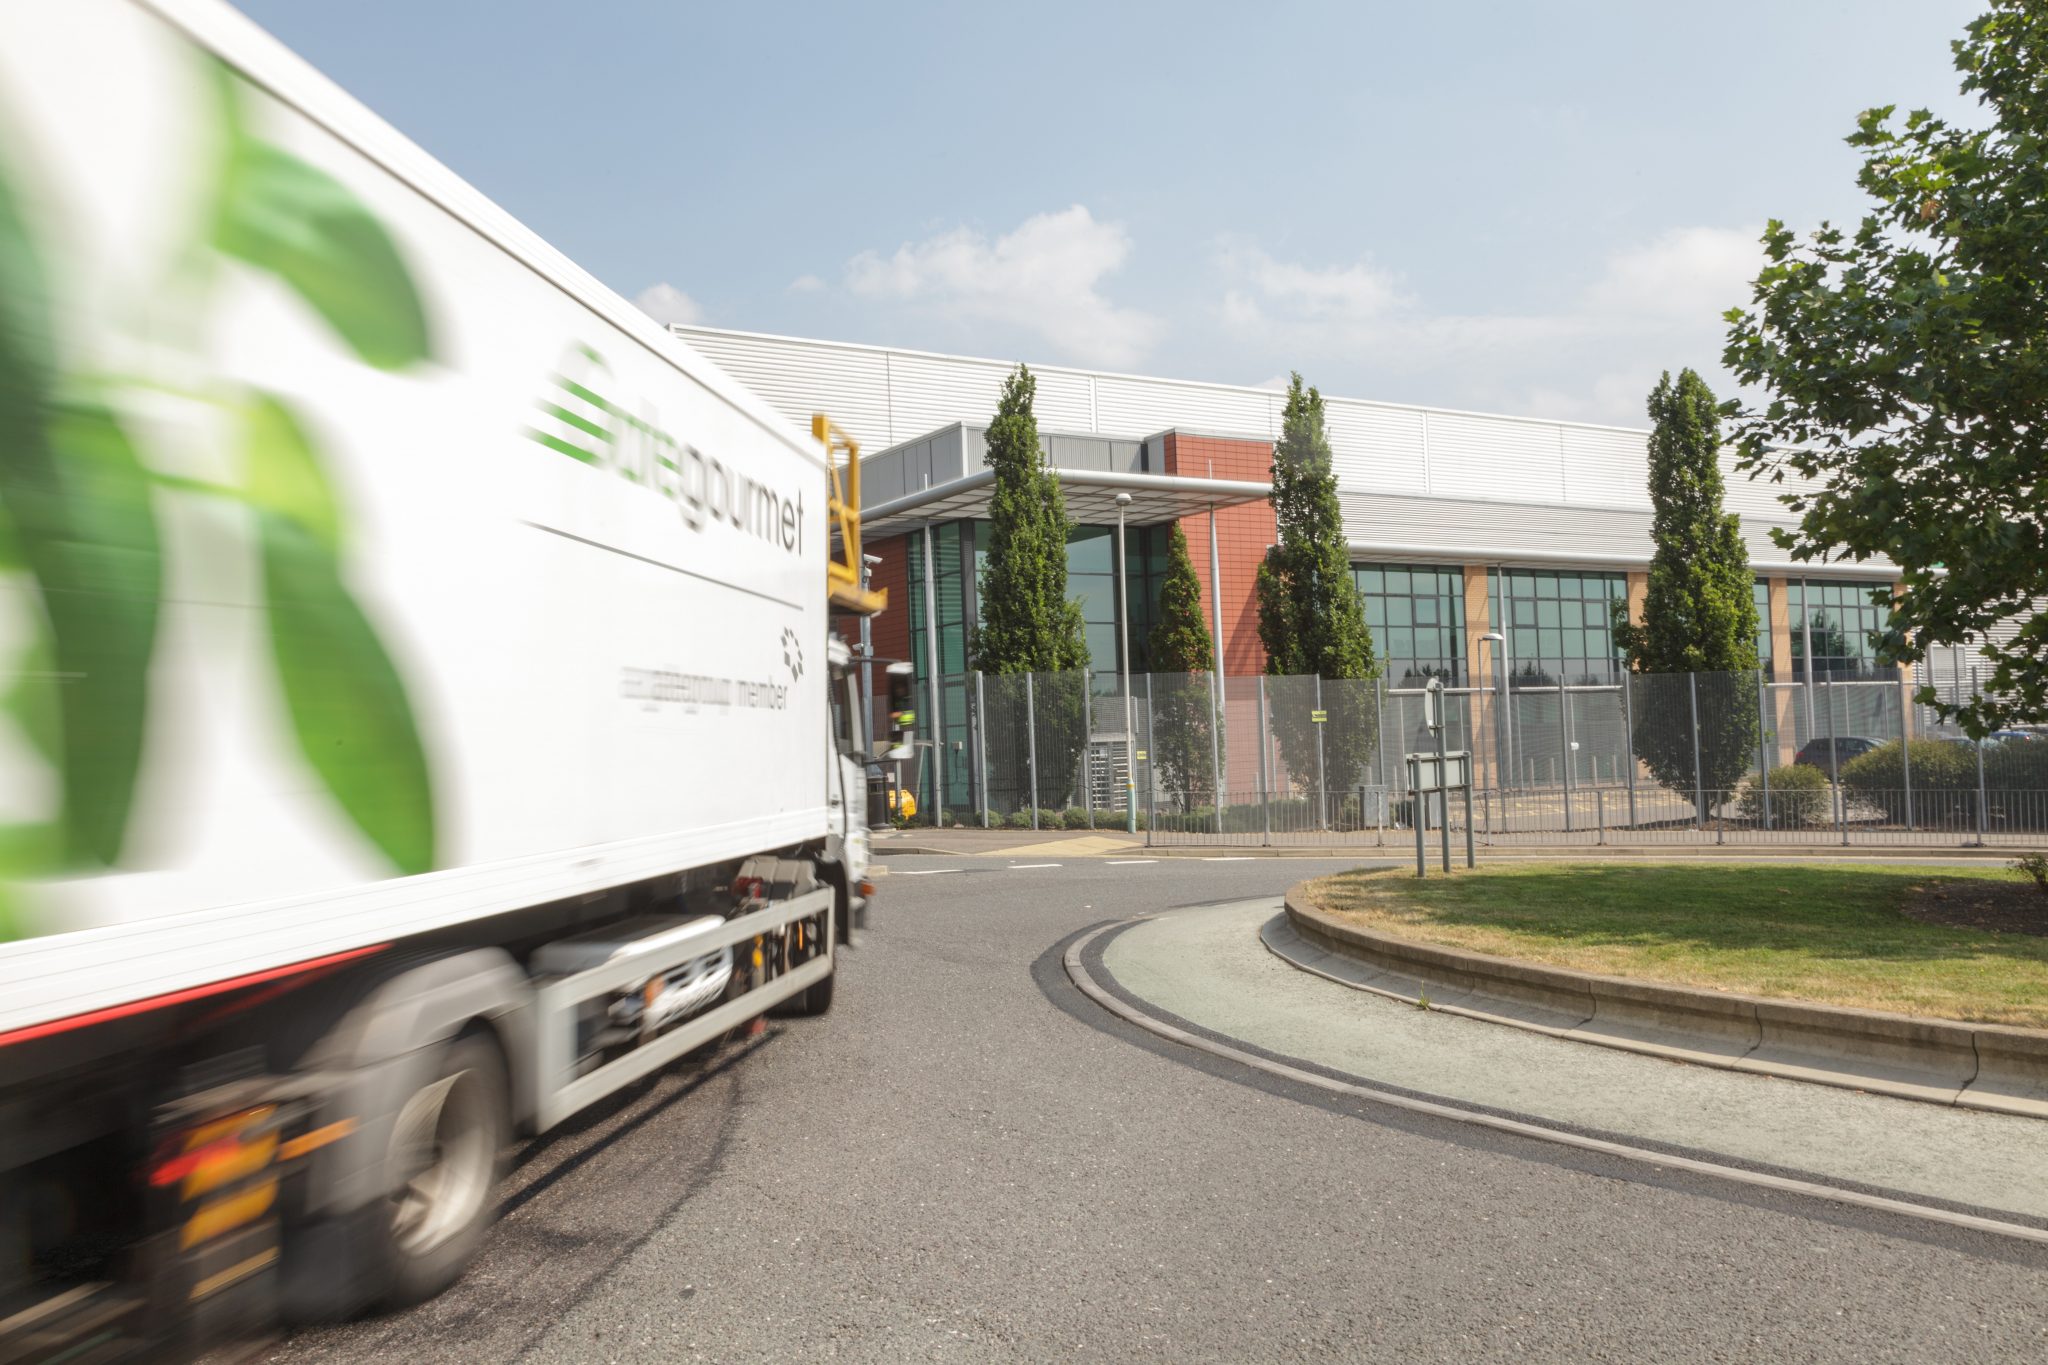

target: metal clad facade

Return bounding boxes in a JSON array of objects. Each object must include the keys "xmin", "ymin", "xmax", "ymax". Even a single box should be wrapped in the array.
[
  {"xmin": 670, "ymin": 326, "xmax": 1889, "ymax": 573},
  {"xmin": 1561, "ymin": 427, "xmax": 1652, "ymax": 509},
  {"xmin": 1426, "ymin": 410, "xmax": 1564, "ymax": 503},
  {"xmin": 1325, "ymin": 399, "xmax": 1427, "ymax": 496},
  {"xmin": 672, "ymin": 329, "xmax": 894, "ymax": 452},
  {"xmin": 1093, "ymin": 373, "xmax": 1276, "ymax": 440},
  {"xmin": 1346, "ymin": 491, "xmax": 1654, "ymax": 562}
]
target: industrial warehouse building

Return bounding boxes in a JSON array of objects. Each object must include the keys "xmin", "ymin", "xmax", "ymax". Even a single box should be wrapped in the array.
[{"xmin": 670, "ymin": 324, "xmax": 2006, "ymax": 822}]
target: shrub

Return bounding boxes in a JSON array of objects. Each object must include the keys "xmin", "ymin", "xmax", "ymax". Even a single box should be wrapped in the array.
[
  {"xmin": 1003, "ymin": 809, "xmax": 1034, "ymax": 830},
  {"xmin": 1737, "ymin": 764, "xmax": 1830, "ymax": 828},
  {"xmin": 1839, "ymin": 739, "xmax": 1977, "ymax": 823},
  {"xmin": 1061, "ymin": 807, "xmax": 1092, "ymax": 830},
  {"xmin": 2014, "ymin": 852, "xmax": 2048, "ymax": 896}
]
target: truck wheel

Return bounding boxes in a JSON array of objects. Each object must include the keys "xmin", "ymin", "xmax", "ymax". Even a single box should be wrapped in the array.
[
  {"xmin": 792, "ymin": 963, "xmax": 835, "ymax": 1016},
  {"xmin": 372, "ymin": 1030, "xmax": 508, "ymax": 1307}
]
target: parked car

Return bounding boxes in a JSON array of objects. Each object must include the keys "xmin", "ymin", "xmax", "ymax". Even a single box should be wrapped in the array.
[{"xmin": 1792, "ymin": 736, "xmax": 1883, "ymax": 770}]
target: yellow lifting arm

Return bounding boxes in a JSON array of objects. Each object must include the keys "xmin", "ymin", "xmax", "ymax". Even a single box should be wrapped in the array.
[{"xmin": 816, "ymin": 413, "xmax": 887, "ymax": 617}]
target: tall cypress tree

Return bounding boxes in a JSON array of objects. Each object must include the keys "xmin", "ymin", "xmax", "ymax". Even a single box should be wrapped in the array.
[
  {"xmin": 1256, "ymin": 374, "xmax": 1377, "ymax": 797},
  {"xmin": 969, "ymin": 364, "xmax": 1087, "ymax": 814},
  {"xmin": 1147, "ymin": 524, "xmax": 1219, "ymax": 812},
  {"xmin": 970, "ymin": 364, "xmax": 1086, "ymax": 674},
  {"xmin": 1613, "ymin": 368, "xmax": 1761, "ymax": 816}
]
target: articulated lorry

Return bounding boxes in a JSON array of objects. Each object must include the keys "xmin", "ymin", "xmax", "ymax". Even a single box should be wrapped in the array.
[{"xmin": 0, "ymin": 2, "xmax": 905, "ymax": 1355}]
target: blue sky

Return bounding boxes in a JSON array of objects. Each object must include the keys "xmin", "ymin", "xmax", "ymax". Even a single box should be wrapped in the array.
[{"xmin": 237, "ymin": 0, "xmax": 1983, "ymax": 427}]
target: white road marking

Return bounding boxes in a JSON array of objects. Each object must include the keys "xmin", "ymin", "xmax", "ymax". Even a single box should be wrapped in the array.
[
  {"xmin": 1107, "ymin": 859, "xmax": 1157, "ymax": 865},
  {"xmin": 1008, "ymin": 863, "xmax": 1062, "ymax": 869},
  {"xmin": 896, "ymin": 868, "xmax": 963, "ymax": 876}
]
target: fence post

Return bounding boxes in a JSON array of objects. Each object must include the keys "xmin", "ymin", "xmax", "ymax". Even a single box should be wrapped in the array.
[
  {"xmin": 1081, "ymin": 670, "xmax": 1095, "ymax": 829},
  {"xmin": 975, "ymin": 671, "xmax": 990, "ymax": 830},
  {"xmin": 1559, "ymin": 690, "xmax": 1574, "ymax": 834},
  {"xmin": 1209, "ymin": 670, "xmax": 1224, "ymax": 836},
  {"xmin": 1971, "ymin": 667, "xmax": 1988, "ymax": 846},
  {"xmin": 1825, "ymin": 675, "xmax": 1847, "ymax": 846},
  {"xmin": 1145, "ymin": 672, "xmax": 1157, "ymax": 842},
  {"xmin": 1375, "ymin": 676, "xmax": 1389, "ymax": 846},
  {"xmin": 1755, "ymin": 671, "xmax": 1772, "ymax": 832},
  {"xmin": 1900, "ymin": 684, "xmax": 1914, "ymax": 833},
  {"xmin": 1688, "ymin": 672, "xmax": 1705, "ymax": 832},
  {"xmin": 1024, "ymin": 671, "xmax": 1039, "ymax": 831},
  {"xmin": 1621, "ymin": 674, "xmax": 1639, "ymax": 832},
  {"xmin": 1314, "ymin": 674, "xmax": 1328, "ymax": 830},
  {"xmin": 1595, "ymin": 787, "xmax": 1605, "ymax": 846},
  {"xmin": 1257, "ymin": 675, "xmax": 1272, "ymax": 847}
]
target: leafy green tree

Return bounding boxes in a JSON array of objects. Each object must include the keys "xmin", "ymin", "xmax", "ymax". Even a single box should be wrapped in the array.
[
  {"xmin": 969, "ymin": 365, "xmax": 1088, "ymax": 813},
  {"xmin": 1612, "ymin": 370, "xmax": 1761, "ymax": 817},
  {"xmin": 1256, "ymin": 374, "xmax": 1378, "ymax": 797},
  {"xmin": 1724, "ymin": 0, "xmax": 2048, "ymax": 735},
  {"xmin": 1146, "ymin": 524, "xmax": 1220, "ymax": 812}
]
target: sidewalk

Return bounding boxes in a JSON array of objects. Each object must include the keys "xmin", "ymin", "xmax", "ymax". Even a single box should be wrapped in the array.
[
  {"xmin": 1097, "ymin": 900, "xmax": 2048, "ymax": 1225},
  {"xmin": 871, "ymin": 826, "xmax": 2024, "ymax": 861}
]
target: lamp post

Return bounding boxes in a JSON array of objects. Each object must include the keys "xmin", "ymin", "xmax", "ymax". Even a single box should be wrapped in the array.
[{"xmin": 1115, "ymin": 492, "xmax": 1136, "ymax": 834}]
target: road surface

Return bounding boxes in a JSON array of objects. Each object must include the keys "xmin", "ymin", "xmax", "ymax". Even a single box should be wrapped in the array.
[{"xmin": 265, "ymin": 855, "xmax": 2048, "ymax": 1363}]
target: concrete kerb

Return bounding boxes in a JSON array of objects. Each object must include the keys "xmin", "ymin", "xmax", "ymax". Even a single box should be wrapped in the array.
[{"xmin": 1279, "ymin": 885, "xmax": 2048, "ymax": 1120}]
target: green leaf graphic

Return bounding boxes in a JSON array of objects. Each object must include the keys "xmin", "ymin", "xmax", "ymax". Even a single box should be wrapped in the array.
[
  {"xmin": 216, "ymin": 132, "xmax": 432, "ymax": 371},
  {"xmin": 241, "ymin": 392, "xmax": 341, "ymax": 551},
  {"xmin": 0, "ymin": 162, "xmax": 163, "ymax": 867},
  {"xmin": 34, "ymin": 405, "xmax": 165, "ymax": 866},
  {"xmin": 259, "ymin": 514, "xmax": 436, "ymax": 874}
]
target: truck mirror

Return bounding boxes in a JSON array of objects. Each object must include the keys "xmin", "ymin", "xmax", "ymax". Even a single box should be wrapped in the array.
[{"xmin": 884, "ymin": 663, "xmax": 916, "ymax": 758}]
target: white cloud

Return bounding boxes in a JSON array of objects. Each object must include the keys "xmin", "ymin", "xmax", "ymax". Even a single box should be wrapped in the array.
[
  {"xmin": 1217, "ymin": 241, "xmax": 1406, "ymax": 326},
  {"xmin": 633, "ymin": 282, "xmax": 703, "ymax": 326},
  {"xmin": 844, "ymin": 206, "xmax": 1161, "ymax": 368},
  {"xmin": 1215, "ymin": 227, "xmax": 1765, "ymax": 425},
  {"xmin": 786, "ymin": 273, "xmax": 826, "ymax": 294},
  {"xmin": 1583, "ymin": 226, "xmax": 1761, "ymax": 324}
]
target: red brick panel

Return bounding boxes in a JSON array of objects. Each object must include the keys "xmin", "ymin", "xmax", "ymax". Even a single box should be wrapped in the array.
[
  {"xmin": 1160, "ymin": 431, "xmax": 1275, "ymax": 677},
  {"xmin": 856, "ymin": 532, "xmax": 913, "ymax": 665}
]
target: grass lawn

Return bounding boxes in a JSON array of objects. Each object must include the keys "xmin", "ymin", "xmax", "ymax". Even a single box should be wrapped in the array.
[{"xmin": 1302, "ymin": 862, "xmax": 2048, "ymax": 1027}]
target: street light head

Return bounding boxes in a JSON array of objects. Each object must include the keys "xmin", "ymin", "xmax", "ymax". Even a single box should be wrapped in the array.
[
  {"xmin": 1480, "ymin": 631, "xmax": 1504, "ymax": 642},
  {"xmin": 1113, "ymin": 492, "xmax": 1133, "ymax": 507}
]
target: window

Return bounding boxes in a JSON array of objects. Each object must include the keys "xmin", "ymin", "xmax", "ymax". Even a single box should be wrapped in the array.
[
  {"xmin": 1352, "ymin": 563, "xmax": 1466, "ymax": 685},
  {"xmin": 1491, "ymin": 569, "xmax": 1628, "ymax": 687},
  {"xmin": 1789, "ymin": 579, "xmax": 1892, "ymax": 681}
]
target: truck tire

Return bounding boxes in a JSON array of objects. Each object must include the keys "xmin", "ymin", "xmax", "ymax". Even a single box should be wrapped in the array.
[
  {"xmin": 791, "ymin": 963, "xmax": 835, "ymax": 1016},
  {"xmin": 369, "ymin": 1030, "xmax": 509, "ymax": 1307}
]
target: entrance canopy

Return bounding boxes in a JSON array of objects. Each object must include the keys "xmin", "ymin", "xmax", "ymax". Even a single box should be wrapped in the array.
[{"xmin": 861, "ymin": 468, "xmax": 1271, "ymax": 539}]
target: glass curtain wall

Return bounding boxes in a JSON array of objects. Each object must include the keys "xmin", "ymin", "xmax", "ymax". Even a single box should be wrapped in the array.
[
  {"xmin": 1754, "ymin": 579, "xmax": 1774, "ymax": 680},
  {"xmin": 1491, "ymin": 569, "xmax": 1629, "ymax": 687},
  {"xmin": 1789, "ymin": 579, "xmax": 1893, "ymax": 680},
  {"xmin": 909, "ymin": 518, "xmax": 1173, "ymax": 816},
  {"xmin": 905, "ymin": 524, "xmax": 973, "ymax": 815},
  {"xmin": 1351, "ymin": 564, "xmax": 1466, "ymax": 685}
]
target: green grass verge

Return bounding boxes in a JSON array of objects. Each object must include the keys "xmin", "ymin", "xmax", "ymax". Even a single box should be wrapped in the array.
[{"xmin": 1303, "ymin": 862, "xmax": 2048, "ymax": 1027}]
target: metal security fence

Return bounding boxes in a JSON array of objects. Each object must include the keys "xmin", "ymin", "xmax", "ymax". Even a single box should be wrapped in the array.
[{"xmin": 898, "ymin": 666, "xmax": 2048, "ymax": 848}]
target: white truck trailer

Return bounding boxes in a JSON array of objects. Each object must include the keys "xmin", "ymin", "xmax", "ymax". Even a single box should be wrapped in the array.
[{"xmin": 0, "ymin": 1, "xmax": 902, "ymax": 1355}]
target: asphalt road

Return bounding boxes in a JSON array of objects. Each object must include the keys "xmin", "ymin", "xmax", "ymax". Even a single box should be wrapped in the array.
[{"xmin": 265, "ymin": 855, "xmax": 2048, "ymax": 1363}]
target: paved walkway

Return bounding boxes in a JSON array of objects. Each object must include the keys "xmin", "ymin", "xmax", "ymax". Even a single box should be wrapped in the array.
[{"xmin": 1099, "ymin": 899, "xmax": 2048, "ymax": 1223}]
